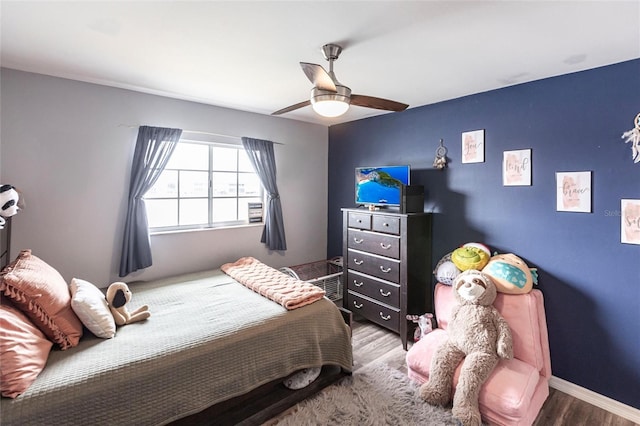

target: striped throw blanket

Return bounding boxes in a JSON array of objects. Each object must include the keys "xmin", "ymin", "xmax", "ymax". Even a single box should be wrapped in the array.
[{"xmin": 221, "ymin": 257, "xmax": 326, "ymax": 310}]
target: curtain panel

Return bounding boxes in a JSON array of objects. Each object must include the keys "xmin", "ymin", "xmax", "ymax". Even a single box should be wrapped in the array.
[
  {"xmin": 241, "ymin": 137, "xmax": 287, "ymax": 251},
  {"xmin": 119, "ymin": 126, "xmax": 183, "ymax": 277}
]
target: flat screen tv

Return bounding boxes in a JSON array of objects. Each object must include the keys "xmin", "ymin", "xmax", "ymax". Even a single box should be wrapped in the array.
[{"xmin": 355, "ymin": 165, "xmax": 410, "ymax": 207}]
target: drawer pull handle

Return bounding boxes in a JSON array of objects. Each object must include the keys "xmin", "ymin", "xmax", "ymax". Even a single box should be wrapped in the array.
[
  {"xmin": 357, "ymin": 219, "xmax": 362, "ymax": 223},
  {"xmin": 354, "ymin": 259, "xmax": 364, "ymax": 265},
  {"xmin": 380, "ymin": 243, "xmax": 391, "ymax": 249},
  {"xmin": 353, "ymin": 280, "xmax": 364, "ymax": 287},
  {"xmin": 353, "ymin": 301, "xmax": 363, "ymax": 309},
  {"xmin": 353, "ymin": 237, "xmax": 364, "ymax": 244},
  {"xmin": 379, "ymin": 289, "xmax": 391, "ymax": 297},
  {"xmin": 379, "ymin": 266, "xmax": 391, "ymax": 273},
  {"xmin": 383, "ymin": 223, "xmax": 389, "ymax": 227},
  {"xmin": 379, "ymin": 312, "xmax": 392, "ymax": 321}
]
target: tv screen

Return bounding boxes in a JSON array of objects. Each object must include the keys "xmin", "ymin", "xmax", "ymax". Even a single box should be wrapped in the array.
[{"xmin": 355, "ymin": 165, "xmax": 410, "ymax": 206}]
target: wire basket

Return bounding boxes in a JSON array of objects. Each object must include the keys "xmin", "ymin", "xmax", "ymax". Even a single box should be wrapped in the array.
[{"xmin": 280, "ymin": 257, "xmax": 343, "ymax": 301}]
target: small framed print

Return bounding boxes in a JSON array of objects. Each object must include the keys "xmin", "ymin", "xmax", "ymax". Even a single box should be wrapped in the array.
[
  {"xmin": 621, "ymin": 199, "xmax": 640, "ymax": 245},
  {"xmin": 556, "ymin": 171, "xmax": 592, "ymax": 213},
  {"xmin": 503, "ymin": 149, "xmax": 532, "ymax": 186},
  {"xmin": 462, "ymin": 129, "xmax": 485, "ymax": 164}
]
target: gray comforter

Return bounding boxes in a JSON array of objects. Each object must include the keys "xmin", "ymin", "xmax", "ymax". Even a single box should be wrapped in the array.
[{"xmin": 0, "ymin": 269, "xmax": 353, "ymax": 425}]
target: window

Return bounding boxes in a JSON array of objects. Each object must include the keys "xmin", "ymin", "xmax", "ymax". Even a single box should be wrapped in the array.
[{"xmin": 144, "ymin": 140, "xmax": 263, "ymax": 231}]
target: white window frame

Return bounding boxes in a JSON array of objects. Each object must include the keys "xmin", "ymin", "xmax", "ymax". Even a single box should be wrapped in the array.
[{"xmin": 145, "ymin": 137, "xmax": 264, "ymax": 233}]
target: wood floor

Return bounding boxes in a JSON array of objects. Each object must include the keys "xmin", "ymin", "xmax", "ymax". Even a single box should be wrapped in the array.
[{"xmin": 349, "ymin": 317, "xmax": 638, "ymax": 426}]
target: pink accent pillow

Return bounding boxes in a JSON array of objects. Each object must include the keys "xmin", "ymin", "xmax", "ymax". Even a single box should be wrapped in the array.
[
  {"xmin": 0, "ymin": 249, "xmax": 83, "ymax": 349},
  {"xmin": 0, "ymin": 295, "xmax": 53, "ymax": 398}
]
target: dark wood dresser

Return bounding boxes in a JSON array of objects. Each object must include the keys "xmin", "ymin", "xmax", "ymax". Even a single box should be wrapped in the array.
[{"xmin": 342, "ymin": 208, "xmax": 432, "ymax": 350}]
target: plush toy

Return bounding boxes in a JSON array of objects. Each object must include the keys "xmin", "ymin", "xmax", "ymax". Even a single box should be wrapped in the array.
[
  {"xmin": 462, "ymin": 242, "xmax": 490, "ymax": 257},
  {"xmin": 482, "ymin": 252, "xmax": 538, "ymax": 294},
  {"xmin": 0, "ymin": 184, "xmax": 20, "ymax": 218},
  {"xmin": 433, "ymin": 252, "xmax": 461, "ymax": 286},
  {"xmin": 407, "ymin": 313, "xmax": 435, "ymax": 342},
  {"xmin": 419, "ymin": 270, "xmax": 513, "ymax": 426},
  {"xmin": 106, "ymin": 282, "xmax": 150, "ymax": 326},
  {"xmin": 451, "ymin": 244, "xmax": 490, "ymax": 271}
]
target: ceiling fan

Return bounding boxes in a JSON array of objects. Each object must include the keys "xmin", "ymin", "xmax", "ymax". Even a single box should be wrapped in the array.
[{"xmin": 272, "ymin": 43, "xmax": 409, "ymax": 118}]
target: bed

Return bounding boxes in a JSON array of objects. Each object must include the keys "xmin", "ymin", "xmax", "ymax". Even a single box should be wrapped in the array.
[{"xmin": 0, "ymin": 259, "xmax": 353, "ymax": 425}]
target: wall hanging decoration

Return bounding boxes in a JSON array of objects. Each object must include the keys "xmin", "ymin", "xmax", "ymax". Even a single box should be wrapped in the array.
[
  {"xmin": 621, "ymin": 199, "xmax": 640, "ymax": 245},
  {"xmin": 433, "ymin": 139, "xmax": 448, "ymax": 169},
  {"xmin": 502, "ymin": 149, "xmax": 532, "ymax": 186},
  {"xmin": 620, "ymin": 113, "xmax": 640, "ymax": 164},
  {"xmin": 556, "ymin": 171, "xmax": 592, "ymax": 213},
  {"xmin": 461, "ymin": 129, "xmax": 485, "ymax": 164}
]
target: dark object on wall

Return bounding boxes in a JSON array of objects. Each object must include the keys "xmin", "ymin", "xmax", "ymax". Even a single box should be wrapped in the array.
[{"xmin": 400, "ymin": 185, "xmax": 424, "ymax": 214}]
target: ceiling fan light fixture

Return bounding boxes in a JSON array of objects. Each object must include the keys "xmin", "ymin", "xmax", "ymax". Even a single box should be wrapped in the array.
[
  {"xmin": 272, "ymin": 43, "xmax": 408, "ymax": 117},
  {"xmin": 311, "ymin": 86, "xmax": 351, "ymax": 117},
  {"xmin": 312, "ymin": 99, "xmax": 350, "ymax": 117}
]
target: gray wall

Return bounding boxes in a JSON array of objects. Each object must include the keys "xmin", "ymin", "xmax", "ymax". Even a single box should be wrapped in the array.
[{"xmin": 1, "ymin": 68, "xmax": 329, "ymax": 287}]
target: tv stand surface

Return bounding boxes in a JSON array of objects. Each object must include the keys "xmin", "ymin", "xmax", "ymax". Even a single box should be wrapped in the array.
[{"xmin": 356, "ymin": 204, "xmax": 400, "ymax": 212}]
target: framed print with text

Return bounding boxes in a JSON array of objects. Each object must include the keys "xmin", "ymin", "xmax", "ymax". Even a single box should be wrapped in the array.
[
  {"xmin": 556, "ymin": 171, "xmax": 592, "ymax": 213},
  {"xmin": 503, "ymin": 149, "xmax": 531, "ymax": 186},
  {"xmin": 462, "ymin": 130, "xmax": 485, "ymax": 164},
  {"xmin": 621, "ymin": 199, "xmax": 640, "ymax": 245}
]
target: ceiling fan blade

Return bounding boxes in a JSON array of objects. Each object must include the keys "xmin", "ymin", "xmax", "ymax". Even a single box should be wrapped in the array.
[
  {"xmin": 351, "ymin": 94, "xmax": 409, "ymax": 112},
  {"xmin": 300, "ymin": 62, "xmax": 337, "ymax": 92},
  {"xmin": 271, "ymin": 100, "xmax": 311, "ymax": 115}
]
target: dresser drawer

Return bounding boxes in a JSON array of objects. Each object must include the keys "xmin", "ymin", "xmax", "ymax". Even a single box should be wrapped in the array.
[
  {"xmin": 347, "ymin": 271, "xmax": 400, "ymax": 307},
  {"xmin": 347, "ymin": 291, "xmax": 400, "ymax": 332},
  {"xmin": 347, "ymin": 250, "xmax": 400, "ymax": 283},
  {"xmin": 372, "ymin": 215, "xmax": 400, "ymax": 235},
  {"xmin": 348, "ymin": 212, "xmax": 372, "ymax": 230},
  {"xmin": 347, "ymin": 229, "xmax": 400, "ymax": 259}
]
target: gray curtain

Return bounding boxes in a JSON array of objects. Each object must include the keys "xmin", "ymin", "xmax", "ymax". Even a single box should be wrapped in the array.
[
  {"xmin": 119, "ymin": 126, "xmax": 183, "ymax": 277},
  {"xmin": 241, "ymin": 137, "xmax": 287, "ymax": 250}
]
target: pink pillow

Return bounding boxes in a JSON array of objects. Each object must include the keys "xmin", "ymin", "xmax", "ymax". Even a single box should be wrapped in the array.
[
  {"xmin": 0, "ymin": 295, "xmax": 53, "ymax": 398},
  {"xmin": 0, "ymin": 249, "xmax": 83, "ymax": 349}
]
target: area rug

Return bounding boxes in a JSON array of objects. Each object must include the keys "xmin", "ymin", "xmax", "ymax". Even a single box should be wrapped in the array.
[{"xmin": 270, "ymin": 362, "xmax": 457, "ymax": 425}]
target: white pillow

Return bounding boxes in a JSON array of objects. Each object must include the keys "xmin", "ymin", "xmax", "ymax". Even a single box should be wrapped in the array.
[
  {"xmin": 283, "ymin": 367, "xmax": 322, "ymax": 390},
  {"xmin": 70, "ymin": 278, "xmax": 116, "ymax": 339}
]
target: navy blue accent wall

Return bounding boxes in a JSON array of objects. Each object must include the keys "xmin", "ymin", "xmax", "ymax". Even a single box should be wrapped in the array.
[{"xmin": 327, "ymin": 59, "xmax": 640, "ymax": 409}]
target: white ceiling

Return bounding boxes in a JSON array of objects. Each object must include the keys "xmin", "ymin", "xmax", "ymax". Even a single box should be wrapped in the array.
[{"xmin": 1, "ymin": 1, "xmax": 639, "ymax": 126}]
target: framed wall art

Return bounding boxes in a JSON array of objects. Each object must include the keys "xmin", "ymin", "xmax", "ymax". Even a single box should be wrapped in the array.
[
  {"xmin": 502, "ymin": 149, "xmax": 531, "ymax": 186},
  {"xmin": 462, "ymin": 129, "xmax": 485, "ymax": 164},
  {"xmin": 621, "ymin": 199, "xmax": 640, "ymax": 245},
  {"xmin": 556, "ymin": 171, "xmax": 592, "ymax": 213}
]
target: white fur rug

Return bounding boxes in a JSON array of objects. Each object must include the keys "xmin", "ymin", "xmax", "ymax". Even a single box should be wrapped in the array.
[{"xmin": 269, "ymin": 362, "xmax": 458, "ymax": 425}]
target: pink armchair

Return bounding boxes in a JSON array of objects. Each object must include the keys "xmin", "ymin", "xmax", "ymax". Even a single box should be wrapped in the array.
[{"xmin": 406, "ymin": 283, "xmax": 551, "ymax": 425}]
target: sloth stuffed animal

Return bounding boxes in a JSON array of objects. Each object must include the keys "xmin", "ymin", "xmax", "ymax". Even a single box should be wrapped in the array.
[
  {"xmin": 106, "ymin": 282, "xmax": 150, "ymax": 326},
  {"xmin": 419, "ymin": 270, "xmax": 513, "ymax": 426}
]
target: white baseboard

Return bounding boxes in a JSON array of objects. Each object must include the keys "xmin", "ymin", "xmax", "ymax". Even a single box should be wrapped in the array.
[{"xmin": 549, "ymin": 376, "xmax": 640, "ymax": 424}]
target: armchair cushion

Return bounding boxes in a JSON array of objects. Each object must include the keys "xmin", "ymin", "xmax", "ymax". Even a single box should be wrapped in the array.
[
  {"xmin": 407, "ymin": 283, "xmax": 551, "ymax": 426},
  {"xmin": 432, "ymin": 282, "xmax": 550, "ymax": 377}
]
